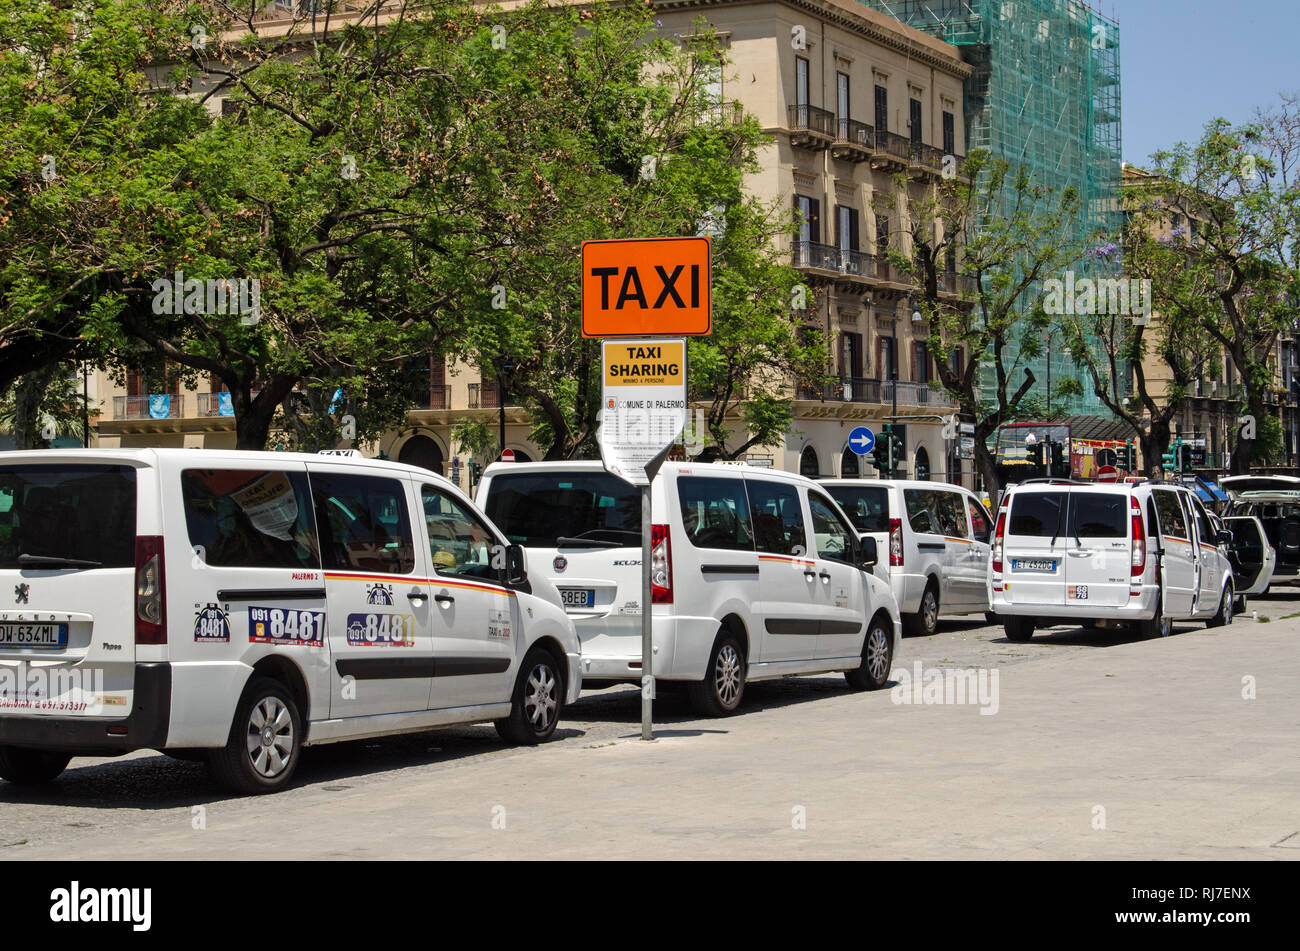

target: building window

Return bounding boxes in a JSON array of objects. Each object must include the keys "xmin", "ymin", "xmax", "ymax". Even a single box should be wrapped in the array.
[
  {"xmin": 835, "ymin": 205, "xmax": 859, "ymax": 252},
  {"xmin": 840, "ymin": 332, "xmax": 862, "ymax": 379},
  {"xmin": 875, "ymin": 84, "xmax": 888, "ymax": 133},
  {"xmin": 796, "ymin": 57, "xmax": 810, "ymax": 108},
  {"xmin": 909, "ymin": 98, "xmax": 922, "ymax": 145},
  {"xmin": 943, "ymin": 111, "xmax": 955, "ymax": 154},
  {"xmin": 915, "ymin": 342, "xmax": 930, "ymax": 384},
  {"xmin": 795, "ymin": 195, "xmax": 820, "ymax": 244},
  {"xmin": 879, "ymin": 337, "xmax": 896, "ymax": 381},
  {"xmin": 837, "ymin": 72, "xmax": 850, "ymax": 127}
]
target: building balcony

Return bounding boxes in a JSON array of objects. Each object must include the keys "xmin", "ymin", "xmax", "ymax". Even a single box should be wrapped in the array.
[
  {"xmin": 792, "ymin": 239, "xmax": 841, "ymax": 275},
  {"xmin": 467, "ymin": 382, "xmax": 501, "ymax": 409},
  {"xmin": 413, "ymin": 384, "xmax": 451, "ymax": 411},
  {"xmin": 113, "ymin": 395, "xmax": 184, "ymax": 420},
  {"xmin": 831, "ymin": 118, "xmax": 875, "ymax": 162},
  {"xmin": 909, "ymin": 142, "xmax": 959, "ymax": 178},
  {"xmin": 794, "ymin": 377, "xmax": 955, "ymax": 409},
  {"xmin": 786, "ymin": 104, "xmax": 835, "ymax": 149},
  {"xmin": 872, "ymin": 131, "xmax": 912, "ymax": 169}
]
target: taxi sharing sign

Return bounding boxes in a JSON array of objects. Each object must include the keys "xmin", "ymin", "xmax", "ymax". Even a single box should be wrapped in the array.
[
  {"xmin": 583, "ymin": 236, "xmax": 710, "ymax": 486},
  {"xmin": 583, "ymin": 236, "xmax": 710, "ymax": 743}
]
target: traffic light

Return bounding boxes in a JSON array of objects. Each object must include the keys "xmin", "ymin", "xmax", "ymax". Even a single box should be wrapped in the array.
[
  {"xmin": 1049, "ymin": 440, "xmax": 1067, "ymax": 476},
  {"xmin": 1028, "ymin": 442, "xmax": 1044, "ymax": 469},
  {"xmin": 1160, "ymin": 442, "xmax": 1178, "ymax": 472},
  {"xmin": 469, "ymin": 460, "xmax": 483, "ymax": 487},
  {"xmin": 871, "ymin": 427, "xmax": 891, "ymax": 471},
  {"xmin": 1117, "ymin": 445, "xmax": 1133, "ymax": 472}
]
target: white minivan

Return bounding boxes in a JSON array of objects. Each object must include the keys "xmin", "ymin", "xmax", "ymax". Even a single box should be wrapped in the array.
[
  {"xmin": 478, "ymin": 461, "xmax": 901, "ymax": 716},
  {"xmin": 0, "ymin": 449, "xmax": 581, "ymax": 793},
  {"xmin": 821, "ymin": 479, "xmax": 995, "ymax": 636},
  {"xmin": 989, "ymin": 478, "xmax": 1236, "ymax": 639}
]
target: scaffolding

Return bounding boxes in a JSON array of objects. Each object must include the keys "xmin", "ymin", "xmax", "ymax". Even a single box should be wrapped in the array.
[{"xmin": 861, "ymin": 0, "xmax": 1123, "ymax": 416}]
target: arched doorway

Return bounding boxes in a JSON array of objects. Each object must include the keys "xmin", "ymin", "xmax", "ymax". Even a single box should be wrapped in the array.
[
  {"xmin": 841, "ymin": 446, "xmax": 860, "ymax": 478},
  {"xmin": 799, "ymin": 446, "xmax": 820, "ymax": 478},
  {"xmin": 398, "ymin": 434, "xmax": 445, "ymax": 474},
  {"xmin": 914, "ymin": 446, "xmax": 931, "ymax": 481}
]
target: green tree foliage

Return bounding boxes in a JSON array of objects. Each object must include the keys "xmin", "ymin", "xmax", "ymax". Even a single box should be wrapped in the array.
[{"xmin": 896, "ymin": 151, "xmax": 1088, "ymax": 493}]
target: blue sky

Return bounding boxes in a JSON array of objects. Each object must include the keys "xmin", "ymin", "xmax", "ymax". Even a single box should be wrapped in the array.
[{"xmin": 1120, "ymin": 0, "xmax": 1298, "ymax": 166}]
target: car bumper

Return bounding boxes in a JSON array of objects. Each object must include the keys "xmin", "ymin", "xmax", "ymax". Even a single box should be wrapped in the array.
[
  {"xmin": 564, "ymin": 652, "xmax": 583, "ymax": 704},
  {"xmin": 990, "ymin": 586, "xmax": 1159, "ymax": 622},
  {"xmin": 0, "ymin": 663, "xmax": 171, "ymax": 755},
  {"xmin": 576, "ymin": 615, "xmax": 726, "ymax": 684}
]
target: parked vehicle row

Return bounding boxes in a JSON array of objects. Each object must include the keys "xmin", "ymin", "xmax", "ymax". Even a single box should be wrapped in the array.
[{"xmin": 0, "ymin": 452, "xmax": 1262, "ymax": 797}]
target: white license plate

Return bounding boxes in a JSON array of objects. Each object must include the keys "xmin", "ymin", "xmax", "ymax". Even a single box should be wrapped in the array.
[
  {"xmin": 1013, "ymin": 559, "xmax": 1057, "ymax": 572},
  {"xmin": 1069, "ymin": 585, "xmax": 1089, "ymax": 600},
  {"xmin": 0, "ymin": 623, "xmax": 68, "ymax": 649},
  {"xmin": 559, "ymin": 588, "xmax": 595, "ymax": 608}
]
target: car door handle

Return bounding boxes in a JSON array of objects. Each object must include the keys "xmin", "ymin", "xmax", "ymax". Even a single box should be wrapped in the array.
[
  {"xmin": 803, "ymin": 568, "xmax": 818, "ymax": 579},
  {"xmin": 1066, "ymin": 550, "xmax": 1091, "ymax": 557},
  {"xmin": 433, "ymin": 593, "xmax": 455, "ymax": 605},
  {"xmin": 819, "ymin": 570, "xmax": 832, "ymax": 582},
  {"xmin": 407, "ymin": 589, "xmax": 428, "ymax": 603}
]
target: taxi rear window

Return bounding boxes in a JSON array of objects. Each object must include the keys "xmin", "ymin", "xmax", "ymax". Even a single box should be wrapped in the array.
[{"xmin": 0, "ymin": 465, "xmax": 136, "ymax": 569}]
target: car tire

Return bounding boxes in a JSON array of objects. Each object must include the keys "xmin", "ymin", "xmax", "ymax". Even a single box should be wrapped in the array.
[
  {"xmin": 905, "ymin": 582, "xmax": 940, "ymax": 637},
  {"xmin": 0, "ymin": 747, "xmax": 71, "ymax": 785},
  {"xmin": 1209, "ymin": 586, "xmax": 1234, "ymax": 628},
  {"xmin": 845, "ymin": 613, "xmax": 893, "ymax": 691},
  {"xmin": 1141, "ymin": 593, "xmax": 1173, "ymax": 638},
  {"xmin": 688, "ymin": 631, "xmax": 746, "ymax": 717},
  {"xmin": 1233, "ymin": 594, "xmax": 1248, "ymax": 614},
  {"xmin": 495, "ymin": 646, "xmax": 563, "ymax": 745},
  {"xmin": 1004, "ymin": 617, "xmax": 1035, "ymax": 642},
  {"xmin": 984, "ymin": 612, "xmax": 998, "ymax": 625},
  {"xmin": 206, "ymin": 676, "xmax": 302, "ymax": 795}
]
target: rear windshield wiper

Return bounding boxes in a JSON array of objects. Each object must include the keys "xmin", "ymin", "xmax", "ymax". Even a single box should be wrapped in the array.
[
  {"xmin": 17, "ymin": 553, "xmax": 103, "ymax": 569},
  {"xmin": 556, "ymin": 536, "xmax": 624, "ymax": 549}
]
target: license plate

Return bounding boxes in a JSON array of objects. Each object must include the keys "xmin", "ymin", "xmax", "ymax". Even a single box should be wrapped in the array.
[
  {"xmin": 0, "ymin": 623, "xmax": 68, "ymax": 650},
  {"xmin": 1069, "ymin": 585, "xmax": 1089, "ymax": 600},
  {"xmin": 558, "ymin": 588, "xmax": 595, "ymax": 608},
  {"xmin": 1013, "ymin": 559, "xmax": 1057, "ymax": 572}
]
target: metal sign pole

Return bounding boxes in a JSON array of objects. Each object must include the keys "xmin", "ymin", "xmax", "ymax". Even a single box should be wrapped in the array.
[{"xmin": 641, "ymin": 484, "xmax": 653, "ymax": 741}]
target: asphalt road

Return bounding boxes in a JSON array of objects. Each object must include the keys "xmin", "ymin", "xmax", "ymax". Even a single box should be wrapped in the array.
[{"xmin": 3, "ymin": 585, "xmax": 1298, "ymax": 859}]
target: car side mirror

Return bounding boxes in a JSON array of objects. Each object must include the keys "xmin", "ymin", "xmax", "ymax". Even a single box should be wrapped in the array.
[
  {"xmin": 505, "ymin": 544, "xmax": 527, "ymax": 585},
  {"xmin": 858, "ymin": 535, "xmax": 878, "ymax": 568},
  {"xmin": 1217, "ymin": 529, "xmax": 1233, "ymax": 546}
]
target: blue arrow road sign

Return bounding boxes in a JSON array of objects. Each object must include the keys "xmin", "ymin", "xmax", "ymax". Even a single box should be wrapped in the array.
[{"xmin": 848, "ymin": 426, "xmax": 875, "ymax": 454}]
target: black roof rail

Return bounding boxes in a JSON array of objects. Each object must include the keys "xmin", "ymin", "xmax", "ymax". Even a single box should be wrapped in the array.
[{"xmin": 1012, "ymin": 477, "xmax": 1092, "ymax": 486}]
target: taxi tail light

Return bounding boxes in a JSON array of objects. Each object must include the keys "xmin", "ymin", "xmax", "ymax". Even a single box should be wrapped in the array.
[
  {"xmin": 992, "ymin": 511, "xmax": 1007, "ymax": 574},
  {"xmin": 135, "ymin": 535, "xmax": 166, "ymax": 644},
  {"xmin": 889, "ymin": 518, "xmax": 903, "ymax": 567},
  {"xmin": 651, "ymin": 524, "xmax": 673, "ymax": 603},
  {"xmin": 1130, "ymin": 496, "xmax": 1145, "ymax": 578}
]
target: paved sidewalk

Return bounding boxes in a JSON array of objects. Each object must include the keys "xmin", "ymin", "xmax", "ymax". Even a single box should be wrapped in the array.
[{"xmin": 6, "ymin": 617, "xmax": 1299, "ymax": 859}]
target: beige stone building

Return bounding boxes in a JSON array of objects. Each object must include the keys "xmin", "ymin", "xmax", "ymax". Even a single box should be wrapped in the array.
[{"xmin": 87, "ymin": 0, "xmax": 972, "ymax": 489}]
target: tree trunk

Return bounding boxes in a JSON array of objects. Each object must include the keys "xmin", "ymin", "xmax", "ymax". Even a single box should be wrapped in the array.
[
  {"xmin": 11, "ymin": 366, "xmax": 58, "ymax": 449},
  {"xmin": 232, "ymin": 377, "xmax": 297, "ymax": 451},
  {"xmin": 1230, "ymin": 398, "xmax": 1266, "ymax": 474},
  {"xmin": 974, "ymin": 441, "xmax": 1001, "ymax": 500}
]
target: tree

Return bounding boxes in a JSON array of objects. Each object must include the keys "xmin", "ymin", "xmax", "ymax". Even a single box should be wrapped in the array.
[
  {"xmin": 894, "ymin": 151, "xmax": 1088, "ymax": 494},
  {"xmin": 1061, "ymin": 231, "xmax": 1212, "ymax": 476},
  {"xmin": 1142, "ymin": 117, "xmax": 1297, "ymax": 473},
  {"xmin": 0, "ymin": 364, "xmax": 94, "ymax": 449}
]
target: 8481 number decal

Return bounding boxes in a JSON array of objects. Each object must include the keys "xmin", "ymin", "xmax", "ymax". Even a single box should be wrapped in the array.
[{"xmin": 249, "ymin": 606, "xmax": 326, "ymax": 646}]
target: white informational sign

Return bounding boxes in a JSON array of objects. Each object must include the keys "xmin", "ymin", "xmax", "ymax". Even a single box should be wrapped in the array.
[{"xmin": 599, "ymin": 338, "xmax": 688, "ymax": 486}]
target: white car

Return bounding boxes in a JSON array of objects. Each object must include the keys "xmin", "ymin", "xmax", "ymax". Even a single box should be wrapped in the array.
[
  {"xmin": 821, "ymin": 478, "xmax": 995, "ymax": 635},
  {"xmin": 478, "ymin": 461, "xmax": 901, "ymax": 716},
  {"xmin": 0, "ymin": 449, "xmax": 581, "ymax": 793},
  {"xmin": 1220, "ymin": 474, "xmax": 1300, "ymax": 580},
  {"xmin": 989, "ymin": 478, "xmax": 1236, "ymax": 639}
]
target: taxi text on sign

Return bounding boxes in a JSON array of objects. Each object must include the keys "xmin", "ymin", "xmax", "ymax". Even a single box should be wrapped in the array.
[
  {"xmin": 581, "ymin": 237, "xmax": 711, "ymax": 338},
  {"xmin": 598, "ymin": 339, "xmax": 688, "ymax": 486}
]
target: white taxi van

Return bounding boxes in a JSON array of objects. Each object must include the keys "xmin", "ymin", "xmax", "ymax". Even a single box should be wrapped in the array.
[
  {"xmin": 0, "ymin": 449, "xmax": 581, "ymax": 793},
  {"xmin": 479, "ymin": 461, "xmax": 901, "ymax": 716},
  {"xmin": 988, "ymin": 478, "xmax": 1236, "ymax": 639}
]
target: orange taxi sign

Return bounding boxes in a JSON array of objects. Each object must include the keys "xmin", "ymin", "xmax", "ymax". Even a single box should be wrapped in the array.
[{"xmin": 581, "ymin": 237, "xmax": 711, "ymax": 337}]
